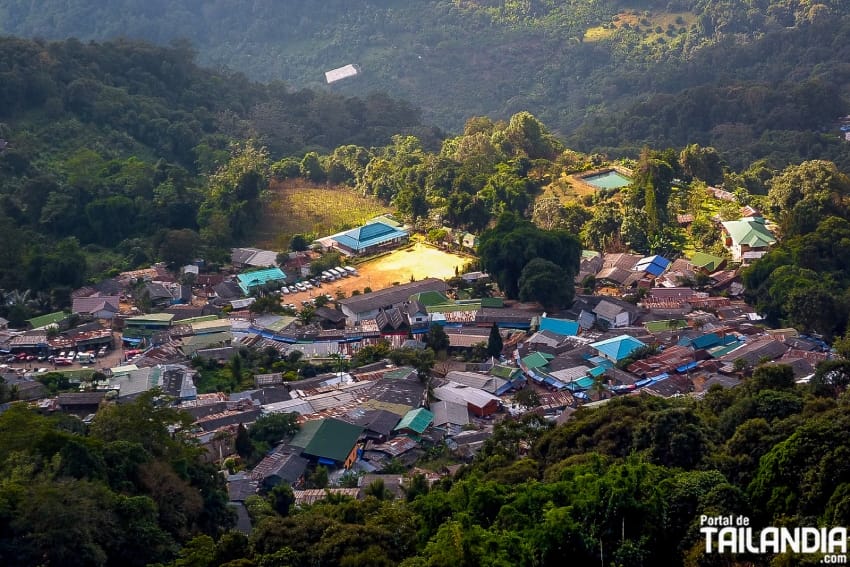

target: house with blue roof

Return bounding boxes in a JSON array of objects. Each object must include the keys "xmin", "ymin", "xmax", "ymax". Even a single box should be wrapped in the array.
[
  {"xmin": 236, "ymin": 268, "xmax": 287, "ymax": 294},
  {"xmin": 634, "ymin": 255, "xmax": 671, "ymax": 277},
  {"xmin": 590, "ymin": 335, "xmax": 647, "ymax": 362},
  {"xmin": 539, "ymin": 316, "xmax": 580, "ymax": 337},
  {"xmin": 327, "ymin": 220, "xmax": 409, "ymax": 256}
]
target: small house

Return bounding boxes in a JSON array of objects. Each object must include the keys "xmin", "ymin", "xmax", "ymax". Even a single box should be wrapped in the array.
[
  {"xmin": 289, "ymin": 418, "xmax": 364, "ymax": 469},
  {"xmin": 589, "ymin": 335, "xmax": 647, "ymax": 363},
  {"xmin": 720, "ymin": 218, "xmax": 776, "ymax": 265}
]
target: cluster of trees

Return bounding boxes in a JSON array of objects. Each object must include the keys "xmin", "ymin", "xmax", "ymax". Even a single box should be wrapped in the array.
[
  {"xmin": 272, "ymin": 112, "xmax": 562, "ymax": 234},
  {"xmin": 0, "ymin": 392, "xmax": 233, "ymax": 566},
  {"xmin": 478, "ymin": 212, "xmax": 581, "ymax": 310},
  {"xmin": 742, "ymin": 160, "xmax": 850, "ymax": 338}
]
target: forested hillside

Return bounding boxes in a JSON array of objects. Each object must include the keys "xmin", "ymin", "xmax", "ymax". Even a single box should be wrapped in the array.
[
  {"xmin": 2, "ymin": 1, "xmax": 850, "ymax": 167},
  {"xmin": 0, "ymin": 37, "xmax": 430, "ymax": 310}
]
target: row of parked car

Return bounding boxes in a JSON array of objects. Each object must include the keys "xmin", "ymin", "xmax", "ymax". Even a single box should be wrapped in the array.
[
  {"xmin": 2, "ymin": 346, "xmax": 109, "ymax": 366},
  {"xmin": 280, "ymin": 266, "xmax": 359, "ymax": 295}
]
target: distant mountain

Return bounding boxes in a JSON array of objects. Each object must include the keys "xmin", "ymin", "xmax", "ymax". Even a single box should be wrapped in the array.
[{"xmin": 1, "ymin": 1, "xmax": 849, "ymax": 167}]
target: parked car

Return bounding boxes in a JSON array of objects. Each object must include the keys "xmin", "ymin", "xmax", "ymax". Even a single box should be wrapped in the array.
[
  {"xmin": 55, "ymin": 358, "xmax": 72, "ymax": 366},
  {"xmin": 281, "ymin": 287, "xmax": 290, "ymax": 294}
]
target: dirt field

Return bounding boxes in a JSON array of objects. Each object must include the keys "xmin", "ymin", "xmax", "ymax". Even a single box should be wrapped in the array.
[{"xmin": 281, "ymin": 242, "xmax": 473, "ymax": 307}]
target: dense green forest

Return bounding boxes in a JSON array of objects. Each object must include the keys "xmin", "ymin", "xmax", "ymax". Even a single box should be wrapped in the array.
[
  {"xmin": 2, "ymin": 1, "xmax": 850, "ymax": 167},
  {"xmin": 0, "ymin": 37, "xmax": 431, "ymax": 317},
  {"xmin": 5, "ymin": 365, "xmax": 850, "ymax": 565}
]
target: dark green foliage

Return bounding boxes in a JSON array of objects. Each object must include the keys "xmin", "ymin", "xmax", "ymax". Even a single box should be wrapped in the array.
[
  {"xmin": 486, "ymin": 324, "xmax": 503, "ymax": 358},
  {"xmin": 743, "ymin": 215, "xmax": 850, "ymax": 337},
  {"xmin": 0, "ymin": 36, "xmax": 424, "ymax": 296},
  {"xmin": 517, "ymin": 258, "xmax": 574, "ymax": 311},
  {"xmin": 0, "ymin": 395, "xmax": 232, "ymax": 566},
  {"xmin": 249, "ymin": 413, "xmax": 299, "ymax": 451},
  {"xmin": 479, "ymin": 212, "xmax": 581, "ymax": 299},
  {"xmin": 5, "ymin": 2, "xmax": 849, "ymax": 170},
  {"xmin": 423, "ymin": 324, "xmax": 450, "ymax": 354}
]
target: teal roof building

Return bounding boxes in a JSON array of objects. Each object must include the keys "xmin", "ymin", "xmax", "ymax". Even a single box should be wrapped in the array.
[
  {"xmin": 237, "ymin": 267, "xmax": 287, "ymax": 294},
  {"xmin": 590, "ymin": 335, "xmax": 646, "ymax": 362}
]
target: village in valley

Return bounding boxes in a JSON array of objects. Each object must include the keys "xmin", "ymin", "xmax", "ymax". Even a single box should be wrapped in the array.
[{"xmin": 0, "ymin": 178, "xmax": 825, "ymax": 533}]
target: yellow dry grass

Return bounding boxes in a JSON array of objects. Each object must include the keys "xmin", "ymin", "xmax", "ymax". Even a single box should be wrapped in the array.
[{"xmin": 253, "ymin": 180, "xmax": 391, "ymax": 249}]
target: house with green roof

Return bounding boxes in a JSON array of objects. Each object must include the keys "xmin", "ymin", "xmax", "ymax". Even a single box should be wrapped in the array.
[
  {"xmin": 27, "ymin": 311, "xmax": 70, "ymax": 331},
  {"xmin": 521, "ymin": 351, "xmax": 555, "ymax": 370},
  {"xmin": 589, "ymin": 335, "xmax": 647, "ymax": 362},
  {"xmin": 289, "ymin": 418, "xmax": 364, "ymax": 469},
  {"xmin": 689, "ymin": 251, "xmax": 726, "ymax": 273},
  {"xmin": 393, "ymin": 407, "xmax": 434, "ymax": 436},
  {"xmin": 720, "ymin": 218, "xmax": 776, "ymax": 265}
]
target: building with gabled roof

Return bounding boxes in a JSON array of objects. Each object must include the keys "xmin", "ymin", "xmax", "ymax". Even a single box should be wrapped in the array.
[
  {"xmin": 251, "ymin": 449, "xmax": 309, "ymax": 489},
  {"xmin": 393, "ymin": 407, "xmax": 434, "ymax": 436},
  {"xmin": 289, "ymin": 418, "xmax": 363, "ymax": 468},
  {"xmin": 634, "ymin": 255, "xmax": 671, "ymax": 277},
  {"xmin": 324, "ymin": 221, "xmax": 409, "ymax": 256},
  {"xmin": 593, "ymin": 299, "xmax": 634, "ymax": 329},
  {"xmin": 338, "ymin": 279, "xmax": 450, "ymax": 324},
  {"xmin": 590, "ymin": 335, "xmax": 647, "ymax": 362},
  {"xmin": 432, "ymin": 383, "xmax": 501, "ymax": 417},
  {"xmin": 721, "ymin": 218, "xmax": 776, "ymax": 264},
  {"xmin": 236, "ymin": 268, "xmax": 287, "ymax": 295},
  {"xmin": 72, "ymin": 295, "xmax": 120, "ymax": 319},
  {"xmin": 431, "ymin": 400, "xmax": 470, "ymax": 428},
  {"xmin": 690, "ymin": 252, "xmax": 726, "ymax": 273},
  {"xmin": 231, "ymin": 248, "xmax": 279, "ymax": 269}
]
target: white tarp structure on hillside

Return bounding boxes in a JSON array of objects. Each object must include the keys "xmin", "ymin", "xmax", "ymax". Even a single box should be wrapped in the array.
[{"xmin": 325, "ymin": 64, "xmax": 359, "ymax": 84}]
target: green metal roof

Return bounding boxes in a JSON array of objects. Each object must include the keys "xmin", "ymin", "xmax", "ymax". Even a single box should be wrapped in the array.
[
  {"xmin": 394, "ymin": 407, "xmax": 434, "ymax": 434},
  {"xmin": 480, "ymin": 297, "xmax": 504, "ymax": 308},
  {"xmin": 383, "ymin": 367, "xmax": 416, "ymax": 380},
  {"xmin": 645, "ymin": 319, "xmax": 688, "ymax": 333},
  {"xmin": 290, "ymin": 418, "xmax": 363, "ymax": 463},
  {"xmin": 411, "ymin": 290, "xmax": 450, "ymax": 307},
  {"xmin": 490, "ymin": 364, "xmax": 521, "ymax": 380},
  {"xmin": 178, "ymin": 315, "xmax": 220, "ymax": 326},
  {"xmin": 690, "ymin": 251, "xmax": 726, "ymax": 272},
  {"xmin": 27, "ymin": 311, "xmax": 68, "ymax": 329},
  {"xmin": 721, "ymin": 218, "xmax": 776, "ymax": 248},
  {"xmin": 522, "ymin": 352, "xmax": 551, "ymax": 370},
  {"xmin": 126, "ymin": 313, "xmax": 175, "ymax": 325}
]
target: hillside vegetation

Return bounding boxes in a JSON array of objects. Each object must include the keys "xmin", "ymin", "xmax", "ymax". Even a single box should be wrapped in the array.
[
  {"xmin": 0, "ymin": 37, "xmax": 429, "ymax": 315},
  {"xmin": 5, "ymin": 365, "xmax": 850, "ymax": 566},
  {"xmin": 2, "ymin": 1, "xmax": 850, "ymax": 167}
]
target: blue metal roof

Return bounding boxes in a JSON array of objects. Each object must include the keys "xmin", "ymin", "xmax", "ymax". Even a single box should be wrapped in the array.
[
  {"xmin": 692, "ymin": 333, "xmax": 721, "ymax": 349},
  {"xmin": 539, "ymin": 316, "xmax": 580, "ymax": 337},
  {"xmin": 333, "ymin": 221, "xmax": 409, "ymax": 252},
  {"xmin": 590, "ymin": 335, "xmax": 647, "ymax": 362},
  {"xmin": 635, "ymin": 255, "xmax": 671, "ymax": 277}
]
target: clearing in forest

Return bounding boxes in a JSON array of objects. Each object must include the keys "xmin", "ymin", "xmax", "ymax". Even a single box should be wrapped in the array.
[{"xmin": 253, "ymin": 180, "xmax": 392, "ymax": 249}]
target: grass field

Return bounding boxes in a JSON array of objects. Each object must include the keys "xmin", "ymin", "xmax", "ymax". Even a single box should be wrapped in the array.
[
  {"xmin": 253, "ymin": 180, "xmax": 392, "ymax": 249},
  {"xmin": 584, "ymin": 11, "xmax": 695, "ymax": 43}
]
